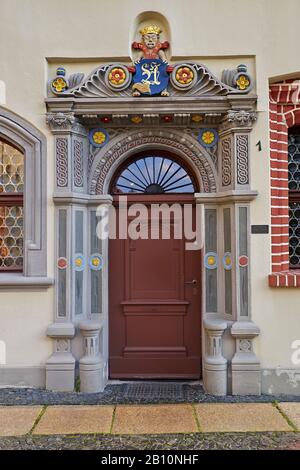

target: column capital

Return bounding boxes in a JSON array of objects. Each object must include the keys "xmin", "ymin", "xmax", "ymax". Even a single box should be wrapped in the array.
[
  {"xmin": 46, "ymin": 112, "xmax": 86, "ymax": 135},
  {"xmin": 219, "ymin": 110, "xmax": 257, "ymax": 133}
]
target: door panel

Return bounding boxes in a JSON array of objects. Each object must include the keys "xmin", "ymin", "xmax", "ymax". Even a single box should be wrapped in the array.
[{"xmin": 109, "ymin": 200, "xmax": 202, "ymax": 379}]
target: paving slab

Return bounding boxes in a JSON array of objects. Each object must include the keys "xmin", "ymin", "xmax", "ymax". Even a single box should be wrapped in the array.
[
  {"xmin": 0, "ymin": 406, "xmax": 42, "ymax": 436},
  {"xmin": 194, "ymin": 403, "xmax": 293, "ymax": 432},
  {"xmin": 112, "ymin": 404, "xmax": 198, "ymax": 434},
  {"xmin": 279, "ymin": 403, "xmax": 300, "ymax": 430},
  {"xmin": 32, "ymin": 405, "xmax": 114, "ymax": 435}
]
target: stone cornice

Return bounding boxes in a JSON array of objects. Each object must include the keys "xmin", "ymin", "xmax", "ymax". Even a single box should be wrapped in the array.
[
  {"xmin": 45, "ymin": 95, "xmax": 257, "ymax": 118},
  {"xmin": 194, "ymin": 190, "xmax": 258, "ymax": 203}
]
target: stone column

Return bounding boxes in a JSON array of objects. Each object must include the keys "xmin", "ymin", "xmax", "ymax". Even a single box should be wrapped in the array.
[
  {"xmin": 231, "ymin": 321, "xmax": 260, "ymax": 395},
  {"xmin": 203, "ymin": 318, "xmax": 227, "ymax": 395},
  {"xmin": 79, "ymin": 321, "xmax": 104, "ymax": 393},
  {"xmin": 46, "ymin": 323, "xmax": 75, "ymax": 391}
]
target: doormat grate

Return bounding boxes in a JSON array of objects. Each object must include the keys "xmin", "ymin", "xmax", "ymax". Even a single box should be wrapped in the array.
[{"xmin": 122, "ymin": 383, "xmax": 184, "ymax": 400}]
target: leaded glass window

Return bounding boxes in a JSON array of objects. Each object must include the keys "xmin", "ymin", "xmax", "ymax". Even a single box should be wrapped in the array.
[
  {"xmin": 288, "ymin": 129, "xmax": 300, "ymax": 268},
  {"xmin": 0, "ymin": 139, "xmax": 24, "ymax": 271},
  {"xmin": 111, "ymin": 155, "xmax": 196, "ymax": 194}
]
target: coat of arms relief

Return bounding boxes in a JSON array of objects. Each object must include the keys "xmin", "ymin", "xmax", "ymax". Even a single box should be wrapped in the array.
[{"xmin": 48, "ymin": 24, "xmax": 253, "ymax": 99}]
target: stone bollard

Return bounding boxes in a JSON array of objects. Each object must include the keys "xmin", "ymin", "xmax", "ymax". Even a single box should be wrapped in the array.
[
  {"xmin": 203, "ymin": 318, "xmax": 227, "ymax": 395},
  {"xmin": 79, "ymin": 321, "xmax": 104, "ymax": 393}
]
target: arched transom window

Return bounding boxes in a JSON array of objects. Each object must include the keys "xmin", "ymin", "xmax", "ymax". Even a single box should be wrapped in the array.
[
  {"xmin": 111, "ymin": 154, "xmax": 196, "ymax": 194},
  {"xmin": 0, "ymin": 139, "xmax": 24, "ymax": 271}
]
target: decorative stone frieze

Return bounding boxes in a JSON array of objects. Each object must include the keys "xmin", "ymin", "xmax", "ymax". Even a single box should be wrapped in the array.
[
  {"xmin": 231, "ymin": 321, "xmax": 261, "ymax": 395},
  {"xmin": 203, "ymin": 318, "xmax": 227, "ymax": 396},
  {"xmin": 221, "ymin": 137, "xmax": 232, "ymax": 187},
  {"xmin": 46, "ymin": 323, "xmax": 76, "ymax": 392},
  {"xmin": 79, "ymin": 321, "xmax": 105, "ymax": 393},
  {"xmin": 236, "ymin": 134, "xmax": 249, "ymax": 185},
  {"xmin": 56, "ymin": 138, "xmax": 68, "ymax": 188},
  {"xmin": 73, "ymin": 140, "xmax": 84, "ymax": 188}
]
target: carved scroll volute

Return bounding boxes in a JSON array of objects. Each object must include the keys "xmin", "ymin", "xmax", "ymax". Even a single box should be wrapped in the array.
[{"xmin": 219, "ymin": 110, "xmax": 256, "ymax": 190}]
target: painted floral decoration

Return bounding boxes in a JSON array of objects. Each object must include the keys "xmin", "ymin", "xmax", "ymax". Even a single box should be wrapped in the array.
[
  {"xmin": 205, "ymin": 252, "xmax": 218, "ymax": 269},
  {"xmin": 89, "ymin": 128, "xmax": 109, "ymax": 148},
  {"xmin": 93, "ymin": 131, "xmax": 106, "ymax": 145},
  {"xmin": 236, "ymin": 75, "xmax": 250, "ymax": 90},
  {"xmin": 108, "ymin": 67, "xmax": 127, "ymax": 86},
  {"xmin": 89, "ymin": 254, "xmax": 103, "ymax": 271},
  {"xmin": 74, "ymin": 254, "xmax": 85, "ymax": 271},
  {"xmin": 57, "ymin": 257, "xmax": 67, "ymax": 269},
  {"xmin": 192, "ymin": 115, "xmax": 203, "ymax": 123},
  {"xmin": 175, "ymin": 66, "xmax": 194, "ymax": 85},
  {"xmin": 52, "ymin": 77, "xmax": 67, "ymax": 93},
  {"xmin": 131, "ymin": 116, "xmax": 143, "ymax": 124},
  {"xmin": 198, "ymin": 128, "xmax": 219, "ymax": 148},
  {"xmin": 223, "ymin": 252, "xmax": 232, "ymax": 270},
  {"xmin": 202, "ymin": 131, "xmax": 215, "ymax": 145}
]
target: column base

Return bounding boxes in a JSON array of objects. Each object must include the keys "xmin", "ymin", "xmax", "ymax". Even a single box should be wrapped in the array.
[
  {"xmin": 46, "ymin": 352, "xmax": 75, "ymax": 392},
  {"xmin": 231, "ymin": 365, "xmax": 261, "ymax": 395},
  {"xmin": 79, "ymin": 357, "xmax": 106, "ymax": 393},
  {"xmin": 203, "ymin": 361, "xmax": 227, "ymax": 396},
  {"xmin": 231, "ymin": 321, "xmax": 261, "ymax": 396}
]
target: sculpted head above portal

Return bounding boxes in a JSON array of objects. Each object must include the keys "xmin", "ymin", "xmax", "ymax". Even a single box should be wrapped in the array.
[{"xmin": 139, "ymin": 24, "xmax": 161, "ymax": 49}]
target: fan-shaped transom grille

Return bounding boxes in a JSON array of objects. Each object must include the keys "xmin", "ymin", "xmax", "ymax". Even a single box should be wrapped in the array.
[{"xmin": 112, "ymin": 156, "xmax": 196, "ymax": 194}]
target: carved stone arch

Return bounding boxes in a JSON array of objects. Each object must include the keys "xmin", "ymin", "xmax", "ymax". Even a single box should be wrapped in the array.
[
  {"xmin": 0, "ymin": 106, "xmax": 47, "ymax": 278},
  {"xmin": 89, "ymin": 129, "xmax": 217, "ymax": 195}
]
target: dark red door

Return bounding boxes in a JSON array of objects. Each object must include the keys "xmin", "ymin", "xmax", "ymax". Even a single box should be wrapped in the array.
[{"xmin": 109, "ymin": 195, "xmax": 202, "ymax": 379}]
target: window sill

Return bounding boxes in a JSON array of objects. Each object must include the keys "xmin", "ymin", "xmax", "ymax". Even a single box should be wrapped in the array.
[
  {"xmin": 268, "ymin": 271, "xmax": 300, "ymax": 287},
  {"xmin": 0, "ymin": 273, "xmax": 54, "ymax": 288}
]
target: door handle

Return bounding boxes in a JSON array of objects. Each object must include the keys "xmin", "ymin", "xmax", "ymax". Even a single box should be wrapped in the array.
[{"xmin": 185, "ymin": 279, "xmax": 197, "ymax": 286}]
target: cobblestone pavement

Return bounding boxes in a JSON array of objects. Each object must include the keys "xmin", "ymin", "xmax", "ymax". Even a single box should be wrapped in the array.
[
  {"xmin": 0, "ymin": 432, "xmax": 299, "ymax": 450},
  {"xmin": 0, "ymin": 384, "xmax": 300, "ymax": 405}
]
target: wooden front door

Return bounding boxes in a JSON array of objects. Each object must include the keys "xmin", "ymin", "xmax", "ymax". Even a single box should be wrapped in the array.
[{"xmin": 109, "ymin": 195, "xmax": 202, "ymax": 379}]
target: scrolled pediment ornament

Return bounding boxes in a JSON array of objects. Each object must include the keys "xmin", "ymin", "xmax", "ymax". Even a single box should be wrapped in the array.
[{"xmin": 47, "ymin": 25, "xmax": 254, "ymax": 99}]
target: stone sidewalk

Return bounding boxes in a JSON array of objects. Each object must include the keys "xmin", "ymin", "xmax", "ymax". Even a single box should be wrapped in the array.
[{"xmin": 0, "ymin": 402, "xmax": 299, "ymax": 437}]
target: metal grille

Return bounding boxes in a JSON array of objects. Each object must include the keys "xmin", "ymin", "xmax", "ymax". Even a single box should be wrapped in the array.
[
  {"xmin": 122, "ymin": 383, "xmax": 184, "ymax": 400},
  {"xmin": 288, "ymin": 133, "xmax": 300, "ymax": 267},
  {"xmin": 288, "ymin": 134, "xmax": 300, "ymax": 190},
  {"xmin": 289, "ymin": 202, "xmax": 300, "ymax": 266}
]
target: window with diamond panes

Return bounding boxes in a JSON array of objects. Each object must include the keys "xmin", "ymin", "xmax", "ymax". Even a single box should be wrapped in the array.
[
  {"xmin": 288, "ymin": 128, "xmax": 300, "ymax": 268},
  {"xmin": 0, "ymin": 139, "xmax": 24, "ymax": 271}
]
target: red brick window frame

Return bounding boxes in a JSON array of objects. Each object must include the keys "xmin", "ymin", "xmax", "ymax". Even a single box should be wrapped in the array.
[{"xmin": 269, "ymin": 81, "xmax": 300, "ymax": 287}]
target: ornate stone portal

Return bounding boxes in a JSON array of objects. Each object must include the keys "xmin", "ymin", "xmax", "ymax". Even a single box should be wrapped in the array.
[{"xmin": 45, "ymin": 23, "xmax": 260, "ymax": 395}]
